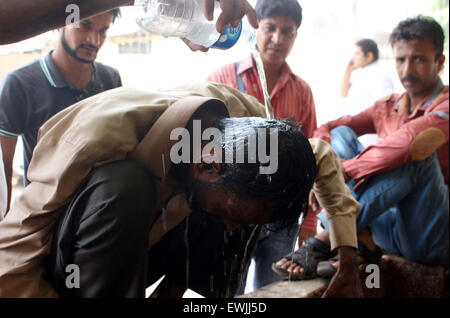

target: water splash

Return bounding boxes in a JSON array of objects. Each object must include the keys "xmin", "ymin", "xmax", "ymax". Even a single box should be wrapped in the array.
[
  {"xmin": 226, "ymin": 254, "xmax": 239, "ymax": 298},
  {"xmin": 288, "ymin": 213, "xmax": 306, "ymax": 282},
  {"xmin": 250, "ymin": 45, "xmax": 274, "ymax": 120},
  {"xmin": 187, "ymin": 192, "xmax": 194, "ymax": 206},
  {"xmin": 223, "ymin": 231, "xmax": 229, "ymax": 245},
  {"xmin": 161, "ymin": 207, "xmax": 167, "ymax": 231},
  {"xmin": 161, "ymin": 153, "xmax": 166, "ymax": 176},
  {"xmin": 184, "ymin": 215, "xmax": 190, "ymax": 290},
  {"xmin": 210, "ymin": 274, "xmax": 214, "ymax": 294}
]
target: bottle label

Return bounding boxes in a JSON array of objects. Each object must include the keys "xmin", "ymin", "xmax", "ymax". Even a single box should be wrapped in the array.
[{"xmin": 210, "ymin": 22, "xmax": 242, "ymax": 49}]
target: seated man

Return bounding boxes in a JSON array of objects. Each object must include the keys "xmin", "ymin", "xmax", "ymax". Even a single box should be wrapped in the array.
[
  {"xmin": 275, "ymin": 16, "xmax": 449, "ymax": 278},
  {"xmin": 340, "ymin": 38, "xmax": 395, "ymax": 147},
  {"xmin": 0, "ymin": 82, "xmax": 362, "ymax": 297}
]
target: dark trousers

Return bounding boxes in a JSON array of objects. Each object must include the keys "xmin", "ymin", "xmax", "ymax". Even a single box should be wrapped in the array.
[
  {"xmin": 44, "ymin": 160, "xmax": 157, "ymax": 297},
  {"xmin": 43, "ymin": 160, "xmax": 257, "ymax": 298}
]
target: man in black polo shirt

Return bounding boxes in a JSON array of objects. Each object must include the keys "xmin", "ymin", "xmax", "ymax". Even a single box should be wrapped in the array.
[{"xmin": 0, "ymin": 9, "xmax": 122, "ymax": 209}]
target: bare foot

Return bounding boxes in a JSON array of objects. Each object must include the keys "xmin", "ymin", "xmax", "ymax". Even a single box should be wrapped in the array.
[{"xmin": 275, "ymin": 258, "xmax": 305, "ymax": 276}]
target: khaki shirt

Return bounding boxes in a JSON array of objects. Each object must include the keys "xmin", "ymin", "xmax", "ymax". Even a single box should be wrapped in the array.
[{"xmin": 0, "ymin": 83, "xmax": 358, "ymax": 297}]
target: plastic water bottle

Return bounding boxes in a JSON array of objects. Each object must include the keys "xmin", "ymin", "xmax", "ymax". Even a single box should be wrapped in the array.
[{"xmin": 134, "ymin": 0, "xmax": 256, "ymax": 49}]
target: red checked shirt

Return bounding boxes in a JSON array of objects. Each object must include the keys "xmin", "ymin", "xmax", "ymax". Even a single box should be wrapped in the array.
[
  {"xmin": 208, "ymin": 54, "xmax": 319, "ymax": 232},
  {"xmin": 314, "ymin": 80, "xmax": 449, "ymax": 186}
]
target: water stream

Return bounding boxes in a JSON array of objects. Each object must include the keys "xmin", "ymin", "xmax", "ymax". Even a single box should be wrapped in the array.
[{"xmin": 250, "ymin": 45, "xmax": 274, "ymax": 120}]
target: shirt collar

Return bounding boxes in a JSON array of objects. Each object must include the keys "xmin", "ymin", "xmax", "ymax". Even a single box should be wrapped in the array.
[
  {"xmin": 394, "ymin": 78, "xmax": 445, "ymax": 116},
  {"xmin": 40, "ymin": 50, "xmax": 69, "ymax": 88},
  {"xmin": 238, "ymin": 54, "xmax": 294, "ymax": 76},
  {"xmin": 420, "ymin": 78, "xmax": 444, "ymax": 109},
  {"xmin": 237, "ymin": 54, "xmax": 254, "ymax": 74},
  {"xmin": 40, "ymin": 50, "xmax": 102, "ymax": 92}
]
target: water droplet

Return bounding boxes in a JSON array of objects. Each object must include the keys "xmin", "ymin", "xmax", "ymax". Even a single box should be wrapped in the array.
[
  {"xmin": 187, "ymin": 192, "xmax": 194, "ymax": 206},
  {"xmin": 287, "ymin": 226, "xmax": 298, "ymax": 283},
  {"xmin": 223, "ymin": 231, "xmax": 228, "ymax": 245},
  {"xmin": 184, "ymin": 216, "xmax": 190, "ymax": 289},
  {"xmin": 161, "ymin": 154, "xmax": 166, "ymax": 176},
  {"xmin": 161, "ymin": 207, "xmax": 167, "ymax": 231},
  {"xmin": 210, "ymin": 274, "xmax": 214, "ymax": 293}
]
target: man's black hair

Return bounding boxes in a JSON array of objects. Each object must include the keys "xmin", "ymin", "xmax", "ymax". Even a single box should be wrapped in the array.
[
  {"xmin": 356, "ymin": 38, "xmax": 379, "ymax": 62},
  {"xmin": 212, "ymin": 117, "xmax": 316, "ymax": 229},
  {"xmin": 390, "ymin": 15, "xmax": 445, "ymax": 58},
  {"xmin": 110, "ymin": 8, "xmax": 121, "ymax": 23},
  {"xmin": 255, "ymin": 0, "xmax": 303, "ymax": 29}
]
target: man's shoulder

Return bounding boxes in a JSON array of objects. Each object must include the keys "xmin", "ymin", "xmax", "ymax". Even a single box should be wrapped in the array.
[
  {"xmin": 290, "ymin": 73, "xmax": 313, "ymax": 92},
  {"xmin": 93, "ymin": 61, "xmax": 121, "ymax": 88},
  {"xmin": 94, "ymin": 61, "xmax": 120, "ymax": 76},
  {"xmin": 207, "ymin": 62, "xmax": 237, "ymax": 82},
  {"xmin": 361, "ymin": 93, "xmax": 401, "ymax": 114},
  {"xmin": 377, "ymin": 93, "xmax": 399, "ymax": 104},
  {"xmin": 429, "ymin": 85, "xmax": 449, "ymax": 111},
  {"xmin": 437, "ymin": 85, "xmax": 449, "ymax": 104},
  {"xmin": 3, "ymin": 58, "xmax": 42, "ymax": 84}
]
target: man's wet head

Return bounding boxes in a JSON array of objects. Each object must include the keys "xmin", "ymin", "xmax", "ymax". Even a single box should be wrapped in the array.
[{"xmin": 170, "ymin": 117, "xmax": 317, "ymax": 231}]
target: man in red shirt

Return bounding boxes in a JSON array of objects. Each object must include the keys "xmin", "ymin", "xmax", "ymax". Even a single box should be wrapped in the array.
[
  {"xmin": 208, "ymin": 0, "xmax": 319, "ymax": 293},
  {"xmin": 277, "ymin": 16, "xmax": 449, "ymax": 277}
]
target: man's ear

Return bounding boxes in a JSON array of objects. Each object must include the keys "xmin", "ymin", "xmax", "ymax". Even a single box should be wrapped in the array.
[
  {"xmin": 193, "ymin": 162, "xmax": 222, "ymax": 183},
  {"xmin": 366, "ymin": 51, "xmax": 374, "ymax": 64},
  {"xmin": 437, "ymin": 54, "xmax": 446, "ymax": 73}
]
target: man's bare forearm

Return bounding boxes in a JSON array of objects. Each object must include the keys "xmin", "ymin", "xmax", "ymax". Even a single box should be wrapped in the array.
[
  {"xmin": 322, "ymin": 246, "xmax": 363, "ymax": 298},
  {"xmin": 0, "ymin": 0, "xmax": 133, "ymax": 44},
  {"xmin": 340, "ymin": 70, "xmax": 352, "ymax": 98},
  {"xmin": 0, "ymin": 136, "xmax": 17, "ymax": 211}
]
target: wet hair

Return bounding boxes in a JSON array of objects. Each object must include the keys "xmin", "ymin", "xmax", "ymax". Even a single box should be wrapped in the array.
[
  {"xmin": 389, "ymin": 16, "xmax": 445, "ymax": 59},
  {"xmin": 356, "ymin": 38, "xmax": 379, "ymax": 62},
  {"xmin": 255, "ymin": 0, "xmax": 303, "ymax": 29},
  {"xmin": 212, "ymin": 117, "xmax": 317, "ymax": 229}
]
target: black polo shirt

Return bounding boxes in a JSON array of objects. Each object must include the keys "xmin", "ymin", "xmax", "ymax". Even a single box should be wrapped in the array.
[{"xmin": 0, "ymin": 50, "xmax": 122, "ymax": 184}]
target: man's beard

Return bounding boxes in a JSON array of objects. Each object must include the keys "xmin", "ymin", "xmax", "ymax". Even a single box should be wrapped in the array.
[{"xmin": 60, "ymin": 29, "xmax": 98, "ymax": 64}]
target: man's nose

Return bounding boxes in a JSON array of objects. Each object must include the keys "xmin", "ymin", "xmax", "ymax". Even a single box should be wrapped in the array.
[
  {"xmin": 85, "ymin": 31, "xmax": 100, "ymax": 46},
  {"xmin": 271, "ymin": 30, "xmax": 283, "ymax": 44},
  {"xmin": 402, "ymin": 58, "xmax": 414, "ymax": 77}
]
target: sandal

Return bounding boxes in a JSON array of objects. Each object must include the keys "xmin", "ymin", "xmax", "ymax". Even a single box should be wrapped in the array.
[
  {"xmin": 271, "ymin": 237, "xmax": 333, "ymax": 280},
  {"xmin": 316, "ymin": 241, "xmax": 383, "ymax": 278},
  {"xmin": 317, "ymin": 255, "xmax": 339, "ymax": 278}
]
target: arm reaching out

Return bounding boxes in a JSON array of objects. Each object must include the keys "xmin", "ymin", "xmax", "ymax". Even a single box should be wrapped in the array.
[{"xmin": 0, "ymin": 0, "xmax": 133, "ymax": 44}]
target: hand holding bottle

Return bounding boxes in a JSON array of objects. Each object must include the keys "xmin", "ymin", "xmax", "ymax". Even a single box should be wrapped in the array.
[
  {"xmin": 135, "ymin": 0, "xmax": 258, "ymax": 51},
  {"xmin": 202, "ymin": 0, "xmax": 258, "ymax": 34}
]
